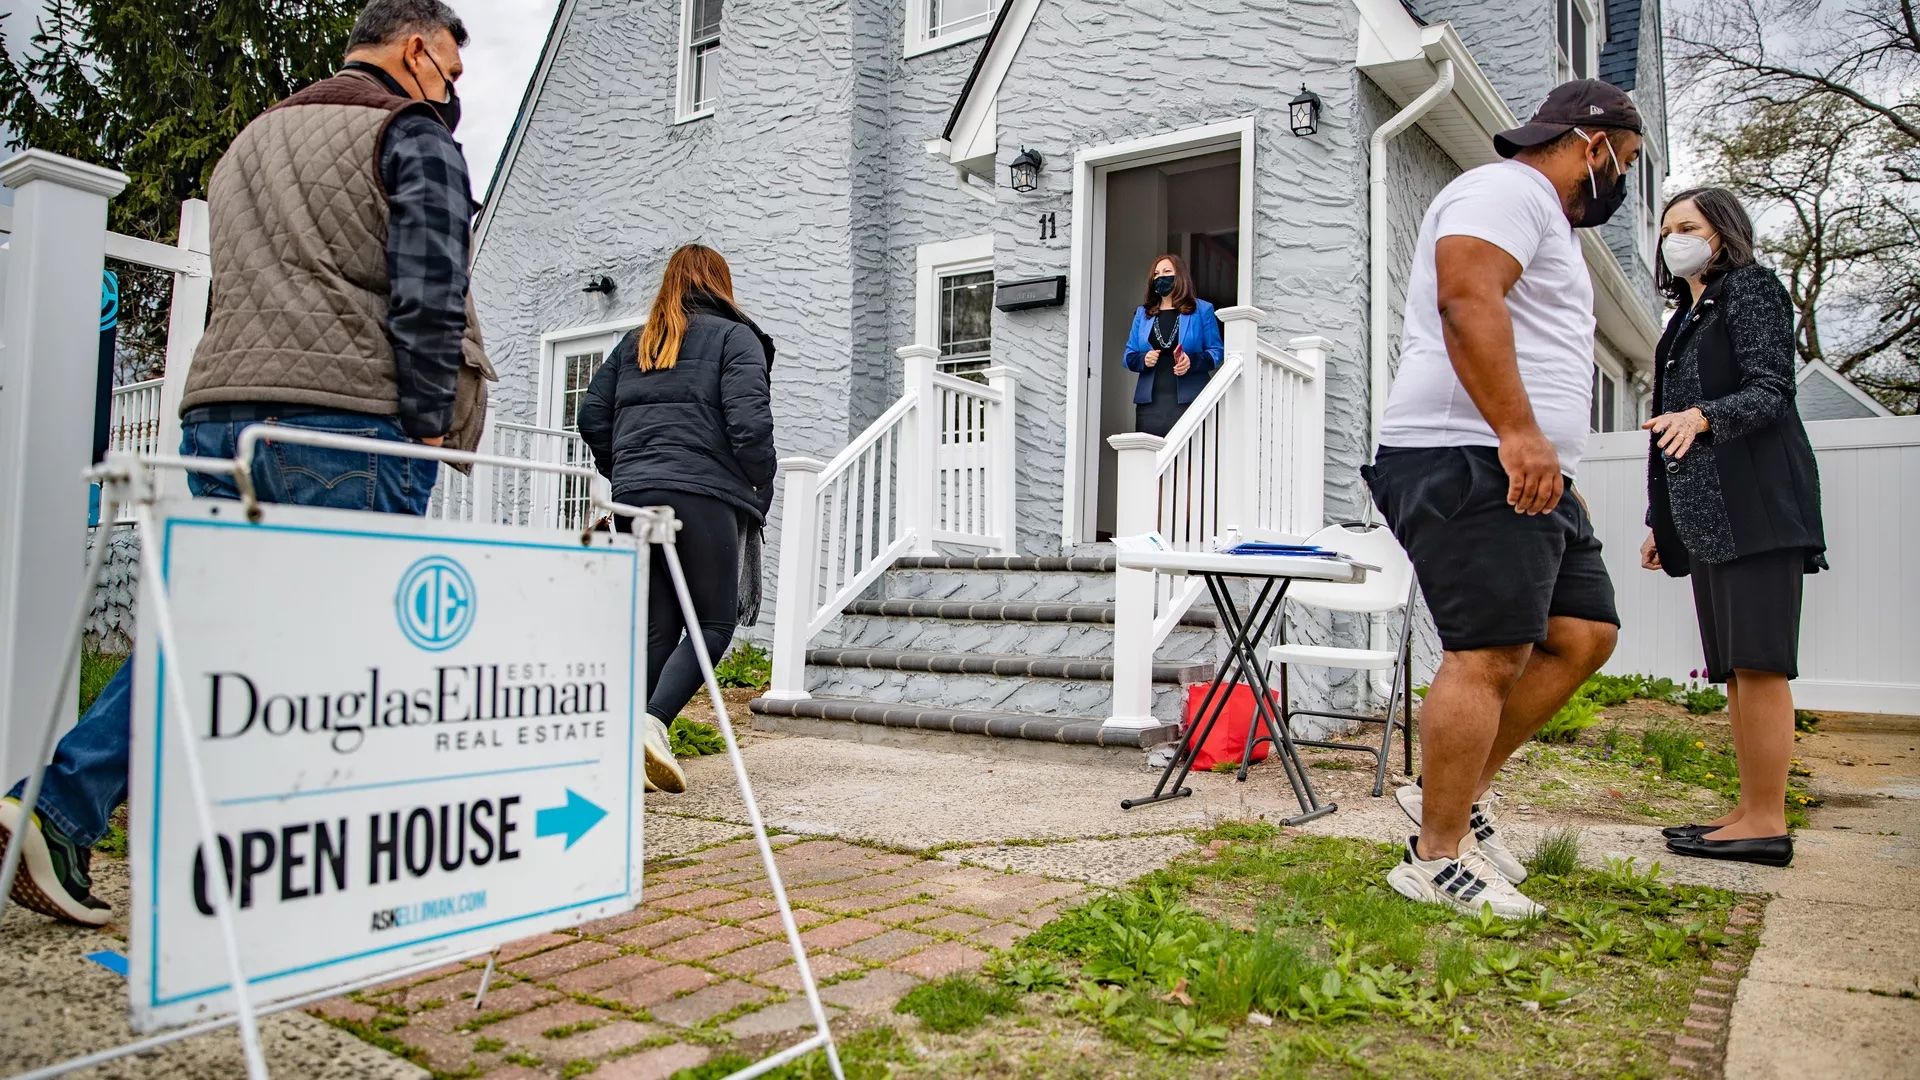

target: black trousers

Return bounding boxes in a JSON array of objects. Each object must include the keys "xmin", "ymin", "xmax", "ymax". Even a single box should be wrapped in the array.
[{"xmin": 617, "ymin": 489, "xmax": 740, "ymax": 722}]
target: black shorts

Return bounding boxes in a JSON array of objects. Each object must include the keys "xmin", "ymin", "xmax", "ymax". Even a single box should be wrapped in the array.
[
  {"xmin": 1691, "ymin": 548, "xmax": 1805, "ymax": 684},
  {"xmin": 1363, "ymin": 446, "xmax": 1619, "ymax": 652}
]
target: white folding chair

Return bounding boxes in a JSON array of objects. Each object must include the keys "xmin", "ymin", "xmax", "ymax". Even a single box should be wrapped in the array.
[{"xmin": 1265, "ymin": 521, "xmax": 1418, "ymax": 796}]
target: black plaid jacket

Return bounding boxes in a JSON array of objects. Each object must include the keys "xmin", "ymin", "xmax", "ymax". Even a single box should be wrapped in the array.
[{"xmin": 366, "ymin": 67, "xmax": 473, "ymax": 438}]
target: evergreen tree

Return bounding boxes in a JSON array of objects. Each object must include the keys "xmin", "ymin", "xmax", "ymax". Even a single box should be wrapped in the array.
[{"xmin": 1, "ymin": 0, "xmax": 358, "ymax": 376}]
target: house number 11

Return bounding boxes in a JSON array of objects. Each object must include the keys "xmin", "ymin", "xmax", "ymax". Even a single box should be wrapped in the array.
[{"xmin": 1037, "ymin": 212, "xmax": 1058, "ymax": 241}]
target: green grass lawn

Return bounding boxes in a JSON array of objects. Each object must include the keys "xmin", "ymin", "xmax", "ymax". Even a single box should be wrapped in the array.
[{"xmin": 735, "ymin": 825, "xmax": 1755, "ymax": 1080}]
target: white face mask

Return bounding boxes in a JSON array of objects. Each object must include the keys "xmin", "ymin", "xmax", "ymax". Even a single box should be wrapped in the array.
[{"xmin": 1662, "ymin": 233, "xmax": 1713, "ymax": 279}]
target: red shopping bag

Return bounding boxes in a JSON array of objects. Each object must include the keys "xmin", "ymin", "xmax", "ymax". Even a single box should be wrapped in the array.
[{"xmin": 1184, "ymin": 682, "xmax": 1274, "ymax": 771}]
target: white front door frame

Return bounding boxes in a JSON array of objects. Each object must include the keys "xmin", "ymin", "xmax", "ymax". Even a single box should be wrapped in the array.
[{"xmin": 1060, "ymin": 116, "xmax": 1257, "ymax": 549}]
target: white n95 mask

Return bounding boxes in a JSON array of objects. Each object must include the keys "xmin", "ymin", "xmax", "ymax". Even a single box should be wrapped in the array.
[{"xmin": 1662, "ymin": 234, "xmax": 1713, "ymax": 279}]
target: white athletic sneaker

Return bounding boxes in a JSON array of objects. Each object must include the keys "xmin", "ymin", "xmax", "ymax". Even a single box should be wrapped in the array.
[
  {"xmin": 643, "ymin": 715, "xmax": 687, "ymax": 794},
  {"xmin": 1395, "ymin": 781, "xmax": 1527, "ymax": 884},
  {"xmin": 1386, "ymin": 836, "xmax": 1545, "ymax": 919}
]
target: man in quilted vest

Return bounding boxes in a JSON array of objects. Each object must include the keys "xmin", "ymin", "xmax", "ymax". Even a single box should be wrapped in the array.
[{"xmin": 0, "ymin": 0, "xmax": 495, "ymax": 927}]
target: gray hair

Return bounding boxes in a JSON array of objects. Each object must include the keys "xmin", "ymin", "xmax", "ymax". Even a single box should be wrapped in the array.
[{"xmin": 346, "ymin": 0, "xmax": 469, "ymax": 52}]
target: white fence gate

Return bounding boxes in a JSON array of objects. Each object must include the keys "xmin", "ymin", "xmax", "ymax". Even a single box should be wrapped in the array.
[{"xmin": 1580, "ymin": 416, "xmax": 1920, "ymax": 715}]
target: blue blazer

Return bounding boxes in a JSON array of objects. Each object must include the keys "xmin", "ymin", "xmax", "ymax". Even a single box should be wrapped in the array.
[{"xmin": 1122, "ymin": 299, "xmax": 1225, "ymax": 406}]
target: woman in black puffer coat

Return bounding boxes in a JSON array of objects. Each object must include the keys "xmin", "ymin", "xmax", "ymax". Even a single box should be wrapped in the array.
[
  {"xmin": 578, "ymin": 244, "xmax": 776, "ymax": 795},
  {"xmin": 1640, "ymin": 188, "xmax": 1825, "ymax": 869}
]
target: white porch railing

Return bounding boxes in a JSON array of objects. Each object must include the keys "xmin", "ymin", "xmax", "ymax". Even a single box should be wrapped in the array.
[
  {"xmin": 1106, "ymin": 306, "xmax": 1327, "ymax": 728},
  {"xmin": 104, "ymin": 378, "xmax": 166, "ymax": 521},
  {"xmin": 427, "ymin": 414, "xmax": 595, "ymax": 531},
  {"xmin": 766, "ymin": 345, "xmax": 1018, "ymax": 699}
]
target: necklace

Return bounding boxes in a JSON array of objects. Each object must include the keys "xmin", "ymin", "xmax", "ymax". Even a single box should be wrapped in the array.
[{"xmin": 1150, "ymin": 311, "xmax": 1180, "ymax": 350}]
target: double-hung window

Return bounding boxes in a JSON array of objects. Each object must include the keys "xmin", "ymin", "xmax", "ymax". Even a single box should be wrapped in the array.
[
  {"xmin": 1637, "ymin": 145, "xmax": 1661, "ymax": 267},
  {"xmin": 1556, "ymin": 0, "xmax": 1602, "ymax": 82},
  {"xmin": 907, "ymin": 0, "xmax": 999, "ymax": 58},
  {"xmin": 915, "ymin": 235, "xmax": 994, "ymax": 372},
  {"xmin": 678, "ymin": 0, "xmax": 722, "ymax": 122}
]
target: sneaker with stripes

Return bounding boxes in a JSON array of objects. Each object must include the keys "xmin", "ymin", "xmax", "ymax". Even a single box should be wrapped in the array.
[
  {"xmin": 1386, "ymin": 835, "xmax": 1545, "ymax": 919},
  {"xmin": 1394, "ymin": 781, "xmax": 1528, "ymax": 884}
]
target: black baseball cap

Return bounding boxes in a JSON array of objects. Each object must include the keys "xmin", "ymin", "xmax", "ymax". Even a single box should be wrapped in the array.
[{"xmin": 1494, "ymin": 79, "xmax": 1643, "ymax": 158}]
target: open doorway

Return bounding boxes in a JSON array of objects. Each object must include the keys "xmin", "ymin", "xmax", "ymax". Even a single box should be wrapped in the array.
[{"xmin": 1089, "ymin": 150, "xmax": 1241, "ymax": 541}]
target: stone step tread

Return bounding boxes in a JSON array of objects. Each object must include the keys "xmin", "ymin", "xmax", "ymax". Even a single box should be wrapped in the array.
[
  {"xmin": 891, "ymin": 555, "xmax": 1115, "ymax": 573},
  {"xmin": 806, "ymin": 647, "xmax": 1206, "ymax": 684},
  {"xmin": 748, "ymin": 695, "xmax": 1179, "ymax": 749},
  {"xmin": 842, "ymin": 597, "xmax": 1218, "ymax": 627}
]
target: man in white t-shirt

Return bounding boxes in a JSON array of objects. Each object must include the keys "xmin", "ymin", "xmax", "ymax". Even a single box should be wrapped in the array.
[{"xmin": 1366, "ymin": 80, "xmax": 1643, "ymax": 919}]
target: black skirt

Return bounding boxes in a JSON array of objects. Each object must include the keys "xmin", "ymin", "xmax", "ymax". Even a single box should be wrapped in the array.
[{"xmin": 1691, "ymin": 547, "xmax": 1807, "ymax": 683}]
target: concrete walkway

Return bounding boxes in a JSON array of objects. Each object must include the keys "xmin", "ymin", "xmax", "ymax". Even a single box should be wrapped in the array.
[{"xmin": 1720, "ymin": 713, "xmax": 1920, "ymax": 1080}]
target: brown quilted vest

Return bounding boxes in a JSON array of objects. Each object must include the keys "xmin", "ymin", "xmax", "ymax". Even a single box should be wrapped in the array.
[{"xmin": 183, "ymin": 69, "xmax": 494, "ymax": 454}]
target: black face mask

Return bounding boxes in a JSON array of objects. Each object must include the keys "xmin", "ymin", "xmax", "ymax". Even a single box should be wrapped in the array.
[
  {"xmin": 410, "ymin": 49, "xmax": 462, "ymax": 134},
  {"xmin": 1151, "ymin": 275, "xmax": 1176, "ymax": 296},
  {"xmin": 1574, "ymin": 130, "xmax": 1629, "ymax": 228}
]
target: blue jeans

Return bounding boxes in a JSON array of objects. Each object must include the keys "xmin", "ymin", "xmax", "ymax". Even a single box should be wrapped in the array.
[{"xmin": 10, "ymin": 412, "xmax": 438, "ymax": 844}]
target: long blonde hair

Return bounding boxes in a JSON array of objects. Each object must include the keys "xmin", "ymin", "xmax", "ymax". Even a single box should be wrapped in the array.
[{"xmin": 637, "ymin": 244, "xmax": 739, "ymax": 371}]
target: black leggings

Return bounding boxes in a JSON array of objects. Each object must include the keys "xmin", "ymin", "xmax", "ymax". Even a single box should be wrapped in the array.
[{"xmin": 617, "ymin": 490, "xmax": 740, "ymax": 722}]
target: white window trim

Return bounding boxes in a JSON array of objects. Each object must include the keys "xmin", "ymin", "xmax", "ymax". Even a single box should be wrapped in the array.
[
  {"xmin": 1557, "ymin": 0, "xmax": 1601, "ymax": 82},
  {"xmin": 1637, "ymin": 143, "xmax": 1662, "ymax": 269},
  {"xmin": 905, "ymin": 0, "xmax": 998, "ymax": 59},
  {"xmin": 914, "ymin": 234, "xmax": 995, "ymax": 365},
  {"xmin": 674, "ymin": 0, "xmax": 717, "ymax": 124},
  {"xmin": 1592, "ymin": 341, "xmax": 1635, "ymax": 432},
  {"xmin": 537, "ymin": 318, "xmax": 644, "ymax": 431}
]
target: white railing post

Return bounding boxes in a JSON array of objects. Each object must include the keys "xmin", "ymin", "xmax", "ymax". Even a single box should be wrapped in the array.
[
  {"xmin": 1107, "ymin": 432, "xmax": 1165, "ymax": 730},
  {"xmin": 470, "ymin": 406, "xmax": 498, "ymax": 524},
  {"xmin": 984, "ymin": 365, "xmax": 1020, "ymax": 555},
  {"xmin": 1287, "ymin": 334, "xmax": 1330, "ymax": 534},
  {"xmin": 898, "ymin": 345, "xmax": 940, "ymax": 555},
  {"xmin": 0, "ymin": 150, "xmax": 129, "ymax": 786},
  {"xmin": 1214, "ymin": 306, "xmax": 1264, "ymax": 536},
  {"xmin": 767, "ymin": 456, "xmax": 826, "ymax": 701},
  {"xmin": 155, "ymin": 199, "xmax": 210, "ymax": 496}
]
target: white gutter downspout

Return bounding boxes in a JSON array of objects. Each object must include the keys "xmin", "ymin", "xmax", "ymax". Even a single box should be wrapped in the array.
[
  {"xmin": 1368, "ymin": 58, "xmax": 1455, "ymax": 452},
  {"xmin": 1366, "ymin": 59, "xmax": 1453, "ymax": 701}
]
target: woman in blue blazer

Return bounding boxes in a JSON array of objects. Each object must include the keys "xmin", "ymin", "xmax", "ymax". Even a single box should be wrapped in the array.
[{"xmin": 1122, "ymin": 254, "xmax": 1225, "ymax": 437}]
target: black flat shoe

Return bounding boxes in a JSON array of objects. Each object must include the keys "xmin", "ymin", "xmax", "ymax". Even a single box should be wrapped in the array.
[
  {"xmin": 1665, "ymin": 833, "xmax": 1793, "ymax": 868},
  {"xmin": 1661, "ymin": 823, "xmax": 1716, "ymax": 840}
]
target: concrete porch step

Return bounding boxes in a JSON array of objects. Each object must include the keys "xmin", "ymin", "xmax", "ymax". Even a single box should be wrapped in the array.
[
  {"xmin": 841, "ymin": 597, "xmax": 1219, "ymax": 628},
  {"xmin": 817, "ymin": 606, "xmax": 1220, "ymax": 661},
  {"xmin": 802, "ymin": 647, "xmax": 1202, "ymax": 721},
  {"xmin": 747, "ymin": 694, "xmax": 1179, "ymax": 768}
]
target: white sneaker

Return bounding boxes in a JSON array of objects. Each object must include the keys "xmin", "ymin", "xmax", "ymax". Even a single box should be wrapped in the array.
[
  {"xmin": 643, "ymin": 715, "xmax": 687, "ymax": 794},
  {"xmin": 1386, "ymin": 836, "xmax": 1545, "ymax": 919},
  {"xmin": 1395, "ymin": 781, "xmax": 1527, "ymax": 884}
]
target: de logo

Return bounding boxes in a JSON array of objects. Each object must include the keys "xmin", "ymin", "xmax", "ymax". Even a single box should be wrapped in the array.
[{"xmin": 396, "ymin": 555, "xmax": 476, "ymax": 651}]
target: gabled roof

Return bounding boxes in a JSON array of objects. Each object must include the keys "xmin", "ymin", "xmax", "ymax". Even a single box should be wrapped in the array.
[
  {"xmin": 1599, "ymin": 0, "xmax": 1646, "ymax": 91},
  {"xmin": 472, "ymin": 0, "xmax": 579, "ymax": 262},
  {"xmin": 935, "ymin": 0, "xmax": 1044, "ymax": 172},
  {"xmin": 1798, "ymin": 358, "xmax": 1895, "ymax": 417}
]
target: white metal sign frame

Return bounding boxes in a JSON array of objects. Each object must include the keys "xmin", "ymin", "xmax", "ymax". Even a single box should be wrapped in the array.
[{"xmin": 0, "ymin": 429, "xmax": 843, "ymax": 1080}]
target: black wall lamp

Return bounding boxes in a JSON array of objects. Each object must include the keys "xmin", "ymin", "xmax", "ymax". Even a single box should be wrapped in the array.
[
  {"xmin": 583, "ymin": 274, "xmax": 616, "ymax": 295},
  {"xmin": 1009, "ymin": 147, "xmax": 1044, "ymax": 192},
  {"xmin": 1289, "ymin": 85, "xmax": 1322, "ymax": 137}
]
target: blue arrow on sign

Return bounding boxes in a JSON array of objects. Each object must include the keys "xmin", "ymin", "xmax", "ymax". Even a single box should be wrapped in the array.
[{"xmin": 535, "ymin": 789, "xmax": 607, "ymax": 850}]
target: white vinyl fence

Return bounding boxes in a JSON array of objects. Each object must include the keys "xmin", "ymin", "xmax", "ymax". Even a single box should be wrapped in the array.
[{"xmin": 1580, "ymin": 416, "xmax": 1920, "ymax": 715}]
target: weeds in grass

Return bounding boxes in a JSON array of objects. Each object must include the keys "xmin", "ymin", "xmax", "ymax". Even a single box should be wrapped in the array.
[
  {"xmin": 993, "ymin": 956, "xmax": 1069, "ymax": 993},
  {"xmin": 713, "ymin": 642, "xmax": 772, "ymax": 690},
  {"xmin": 78, "ymin": 648, "xmax": 126, "ymax": 713},
  {"xmin": 1208, "ymin": 760, "xmax": 1242, "ymax": 774},
  {"xmin": 1535, "ymin": 696, "xmax": 1601, "ymax": 743},
  {"xmin": 472, "ymin": 1036, "xmax": 504, "ymax": 1053},
  {"xmin": 1528, "ymin": 828, "xmax": 1581, "ymax": 877},
  {"xmin": 667, "ymin": 716, "xmax": 726, "ymax": 757},
  {"xmin": 1580, "ymin": 673, "xmax": 1643, "ymax": 707},
  {"xmin": 1012, "ymin": 828, "xmax": 1742, "ymax": 1076},
  {"xmin": 1683, "ymin": 684, "xmax": 1729, "ymax": 715},
  {"xmin": 1795, "ymin": 709, "xmax": 1823, "ymax": 732},
  {"xmin": 1142, "ymin": 1008, "xmax": 1230, "ymax": 1053},
  {"xmin": 895, "ymin": 975, "xmax": 1019, "ymax": 1033}
]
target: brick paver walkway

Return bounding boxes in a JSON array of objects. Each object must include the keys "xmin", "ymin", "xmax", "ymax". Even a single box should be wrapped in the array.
[{"xmin": 312, "ymin": 836, "xmax": 1086, "ymax": 1079}]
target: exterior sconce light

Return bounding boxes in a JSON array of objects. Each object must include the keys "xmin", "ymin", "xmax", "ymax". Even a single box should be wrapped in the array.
[
  {"xmin": 1289, "ymin": 85, "xmax": 1322, "ymax": 137},
  {"xmin": 1009, "ymin": 147, "xmax": 1044, "ymax": 192},
  {"xmin": 583, "ymin": 275, "xmax": 616, "ymax": 295}
]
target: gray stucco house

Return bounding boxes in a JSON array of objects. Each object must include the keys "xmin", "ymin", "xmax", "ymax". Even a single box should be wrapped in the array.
[{"xmin": 468, "ymin": 0, "xmax": 1670, "ymax": 752}]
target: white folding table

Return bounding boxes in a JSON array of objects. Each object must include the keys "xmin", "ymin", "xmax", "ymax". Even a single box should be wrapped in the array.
[{"xmin": 1115, "ymin": 548, "xmax": 1370, "ymax": 824}]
